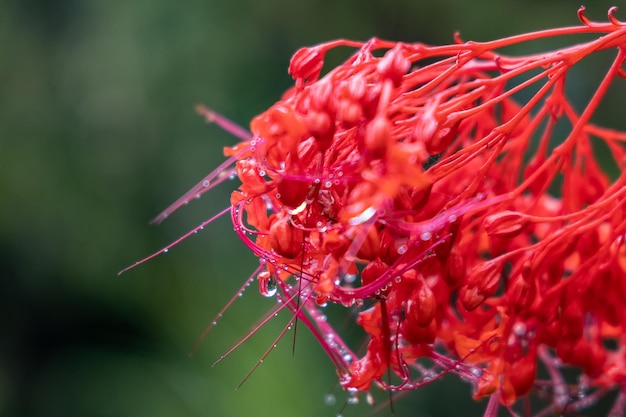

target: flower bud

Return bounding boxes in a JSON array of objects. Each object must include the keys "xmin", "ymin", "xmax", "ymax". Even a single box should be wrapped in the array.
[
  {"xmin": 356, "ymin": 227, "xmax": 381, "ymax": 261},
  {"xmin": 269, "ymin": 215, "xmax": 304, "ymax": 259},
  {"xmin": 406, "ymin": 281, "xmax": 436, "ymax": 327},
  {"xmin": 483, "ymin": 211, "xmax": 529, "ymax": 238},
  {"xmin": 460, "ymin": 261, "xmax": 502, "ymax": 311},
  {"xmin": 377, "ymin": 47, "xmax": 410, "ymax": 87},
  {"xmin": 361, "ymin": 258, "xmax": 389, "ymax": 288},
  {"xmin": 289, "ymin": 46, "xmax": 325, "ymax": 83},
  {"xmin": 364, "ymin": 116, "xmax": 390, "ymax": 158}
]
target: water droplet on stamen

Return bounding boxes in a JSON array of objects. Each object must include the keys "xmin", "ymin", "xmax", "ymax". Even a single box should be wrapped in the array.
[
  {"xmin": 397, "ymin": 245, "xmax": 407, "ymax": 254},
  {"xmin": 163, "ymin": 249, "xmax": 169, "ymax": 253},
  {"xmin": 203, "ymin": 180, "xmax": 210, "ymax": 187},
  {"xmin": 258, "ymin": 272, "xmax": 278, "ymax": 297},
  {"xmin": 341, "ymin": 298, "xmax": 355, "ymax": 307}
]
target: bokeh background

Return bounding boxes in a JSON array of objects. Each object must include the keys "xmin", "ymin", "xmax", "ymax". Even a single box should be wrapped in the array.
[{"xmin": 1, "ymin": 0, "xmax": 624, "ymax": 416}]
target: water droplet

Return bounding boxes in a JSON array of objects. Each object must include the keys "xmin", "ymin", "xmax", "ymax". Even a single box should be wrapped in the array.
[
  {"xmin": 394, "ymin": 276, "xmax": 402, "ymax": 283},
  {"xmin": 314, "ymin": 178, "xmax": 321, "ymax": 184},
  {"xmin": 259, "ymin": 170, "xmax": 266, "ymax": 177},
  {"xmin": 163, "ymin": 249, "xmax": 169, "ymax": 253},
  {"xmin": 195, "ymin": 194, "xmax": 201, "ymax": 199},
  {"xmin": 343, "ymin": 274, "xmax": 357, "ymax": 284},
  {"xmin": 342, "ymin": 353, "xmax": 352, "ymax": 363},
  {"xmin": 397, "ymin": 245, "xmax": 407, "ymax": 254},
  {"xmin": 347, "ymin": 393, "xmax": 359, "ymax": 405},
  {"xmin": 341, "ymin": 298, "xmax": 355, "ymax": 307},
  {"xmin": 212, "ymin": 321, "xmax": 217, "ymax": 326},
  {"xmin": 318, "ymin": 314, "xmax": 327, "ymax": 322},
  {"xmin": 448, "ymin": 214, "xmax": 458, "ymax": 222},
  {"xmin": 258, "ymin": 273, "xmax": 278, "ymax": 297},
  {"xmin": 324, "ymin": 181, "xmax": 332, "ymax": 188},
  {"xmin": 420, "ymin": 231, "xmax": 432, "ymax": 241},
  {"xmin": 513, "ymin": 322, "xmax": 527, "ymax": 337},
  {"xmin": 203, "ymin": 180, "xmax": 210, "ymax": 187},
  {"xmin": 323, "ymin": 393, "xmax": 336, "ymax": 406},
  {"xmin": 275, "ymin": 193, "xmax": 281, "ymax": 199}
]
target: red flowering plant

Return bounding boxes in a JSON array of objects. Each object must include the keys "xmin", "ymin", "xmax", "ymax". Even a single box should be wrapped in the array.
[{"xmin": 124, "ymin": 7, "xmax": 626, "ymax": 416}]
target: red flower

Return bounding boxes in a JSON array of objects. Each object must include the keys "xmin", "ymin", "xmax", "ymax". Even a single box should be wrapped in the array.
[{"xmin": 127, "ymin": 7, "xmax": 626, "ymax": 417}]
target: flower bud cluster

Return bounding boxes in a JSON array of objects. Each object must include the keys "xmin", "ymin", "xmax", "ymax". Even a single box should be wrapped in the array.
[{"xmin": 159, "ymin": 8, "xmax": 626, "ymax": 416}]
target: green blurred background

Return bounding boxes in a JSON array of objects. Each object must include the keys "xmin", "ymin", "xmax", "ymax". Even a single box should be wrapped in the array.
[{"xmin": 1, "ymin": 1, "xmax": 624, "ymax": 416}]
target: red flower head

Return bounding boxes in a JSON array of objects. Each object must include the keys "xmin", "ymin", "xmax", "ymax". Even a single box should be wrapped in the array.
[{"xmin": 126, "ymin": 7, "xmax": 626, "ymax": 416}]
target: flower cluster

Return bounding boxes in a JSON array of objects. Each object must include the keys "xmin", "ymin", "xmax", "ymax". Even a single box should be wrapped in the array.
[{"xmin": 132, "ymin": 7, "xmax": 626, "ymax": 417}]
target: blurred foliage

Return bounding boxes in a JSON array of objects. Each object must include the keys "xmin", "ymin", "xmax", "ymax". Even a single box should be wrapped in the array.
[{"xmin": 0, "ymin": 0, "xmax": 623, "ymax": 416}]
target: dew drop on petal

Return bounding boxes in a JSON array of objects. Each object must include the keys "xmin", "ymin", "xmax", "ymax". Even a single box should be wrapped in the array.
[
  {"xmin": 397, "ymin": 245, "xmax": 407, "ymax": 254},
  {"xmin": 420, "ymin": 231, "xmax": 432, "ymax": 241}
]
